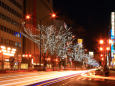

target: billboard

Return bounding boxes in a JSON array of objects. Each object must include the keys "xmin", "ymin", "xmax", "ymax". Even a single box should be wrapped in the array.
[{"xmin": 78, "ymin": 39, "xmax": 83, "ymax": 48}]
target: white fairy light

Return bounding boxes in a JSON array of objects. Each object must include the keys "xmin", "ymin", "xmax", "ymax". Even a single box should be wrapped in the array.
[{"xmin": 21, "ymin": 22, "xmax": 99, "ymax": 67}]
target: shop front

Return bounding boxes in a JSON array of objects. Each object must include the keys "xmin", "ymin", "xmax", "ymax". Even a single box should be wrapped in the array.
[{"xmin": 0, "ymin": 45, "xmax": 16, "ymax": 70}]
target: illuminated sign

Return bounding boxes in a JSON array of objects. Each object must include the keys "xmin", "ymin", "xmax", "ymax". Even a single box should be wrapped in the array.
[
  {"xmin": 111, "ymin": 12, "xmax": 115, "ymax": 66},
  {"xmin": 0, "ymin": 46, "xmax": 16, "ymax": 56},
  {"xmin": 89, "ymin": 52, "xmax": 94, "ymax": 57},
  {"xmin": 111, "ymin": 12, "xmax": 115, "ymax": 36},
  {"xmin": 78, "ymin": 39, "xmax": 83, "ymax": 44},
  {"xmin": 78, "ymin": 39, "xmax": 83, "ymax": 48}
]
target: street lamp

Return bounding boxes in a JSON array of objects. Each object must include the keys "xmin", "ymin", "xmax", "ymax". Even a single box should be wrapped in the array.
[
  {"xmin": 99, "ymin": 39, "xmax": 112, "ymax": 67},
  {"xmin": 25, "ymin": 14, "xmax": 31, "ymax": 20},
  {"xmin": 99, "ymin": 39, "xmax": 104, "ymax": 44},
  {"xmin": 51, "ymin": 13, "xmax": 56, "ymax": 18},
  {"xmin": 101, "ymin": 58, "xmax": 104, "ymax": 61},
  {"xmin": 99, "ymin": 47, "xmax": 103, "ymax": 51},
  {"xmin": 100, "ymin": 54, "xmax": 103, "ymax": 57},
  {"xmin": 72, "ymin": 35, "xmax": 75, "ymax": 38},
  {"xmin": 106, "ymin": 47, "xmax": 110, "ymax": 51}
]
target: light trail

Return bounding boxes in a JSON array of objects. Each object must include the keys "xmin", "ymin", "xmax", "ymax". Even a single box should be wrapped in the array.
[
  {"xmin": 81, "ymin": 72, "xmax": 115, "ymax": 81},
  {"xmin": 0, "ymin": 72, "xmax": 44, "ymax": 78},
  {"xmin": 0, "ymin": 70, "xmax": 90, "ymax": 86}
]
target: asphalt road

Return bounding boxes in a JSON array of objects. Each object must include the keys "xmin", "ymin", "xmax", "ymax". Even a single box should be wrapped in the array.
[
  {"xmin": 1, "ymin": 69, "xmax": 115, "ymax": 86},
  {"xmin": 47, "ymin": 75, "xmax": 115, "ymax": 86},
  {"xmin": 0, "ymin": 70, "xmax": 88, "ymax": 86},
  {"xmin": 29, "ymin": 73, "xmax": 115, "ymax": 86}
]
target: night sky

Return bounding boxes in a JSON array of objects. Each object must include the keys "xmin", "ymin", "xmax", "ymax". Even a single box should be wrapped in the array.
[{"xmin": 53, "ymin": 0, "xmax": 115, "ymax": 51}]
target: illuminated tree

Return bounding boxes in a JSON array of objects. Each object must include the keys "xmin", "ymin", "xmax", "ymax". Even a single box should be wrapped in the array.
[{"xmin": 21, "ymin": 22, "xmax": 99, "ymax": 69}]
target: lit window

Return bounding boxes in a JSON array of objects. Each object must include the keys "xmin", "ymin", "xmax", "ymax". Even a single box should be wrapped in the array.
[
  {"xmin": 19, "ymin": 43, "xmax": 21, "ymax": 47},
  {"xmin": 15, "ymin": 42, "xmax": 17, "ymax": 46}
]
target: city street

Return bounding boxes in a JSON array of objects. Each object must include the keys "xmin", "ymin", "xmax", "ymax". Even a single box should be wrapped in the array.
[
  {"xmin": 0, "ymin": 70, "xmax": 91, "ymax": 86},
  {"xmin": 1, "ymin": 0, "xmax": 115, "ymax": 86},
  {"xmin": 0, "ymin": 69, "xmax": 115, "ymax": 86},
  {"xmin": 29, "ymin": 70, "xmax": 115, "ymax": 86},
  {"xmin": 35, "ymin": 74, "xmax": 115, "ymax": 86}
]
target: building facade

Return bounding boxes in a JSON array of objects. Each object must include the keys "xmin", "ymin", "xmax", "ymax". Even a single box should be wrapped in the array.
[{"xmin": 0, "ymin": 0, "xmax": 24, "ymax": 70}]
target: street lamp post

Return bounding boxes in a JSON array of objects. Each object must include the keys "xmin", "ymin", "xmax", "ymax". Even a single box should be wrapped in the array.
[{"xmin": 99, "ymin": 39, "xmax": 112, "ymax": 67}]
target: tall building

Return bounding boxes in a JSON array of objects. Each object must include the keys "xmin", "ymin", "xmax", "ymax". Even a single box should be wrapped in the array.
[
  {"xmin": 111, "ymin": 12, "xmax": 115, "ymax": 67},
  {"xmin": 0, "ymin": 0, "xmax": 24, "ymax": 70},
  {"xmin": 24, "ymin": 0, "xmax": 53, "ymax": 68}
]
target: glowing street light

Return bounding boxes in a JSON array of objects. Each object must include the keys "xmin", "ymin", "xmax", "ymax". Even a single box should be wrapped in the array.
[
  {"xmin": 51, "ymin": 13, "xmax": 56, "ymax": 18},
  {"xmin": 25, "ymin": 54, "xmax": 28, "ymax": 57},
  {"xmin": 106, "ymin": 47, "xmax": 110, "ymax": 51},
  {"xmin": 100, "ymin": 54, "xmax": 103, "ymax": 57},
  {"xmin": 99, "ymin": 47, "xmax": 103, "ymax": 51},
  {"xmin": 72, "ymin": 35, "xmax": 75, "ymax": 38},
  {"xmin": 22, "ymin": 54, "xmax": 25, "ymax": 57},
  {"xmin": 98, "ymin": 38, "xmax": 112, "ymax": 67},
  {"xmin": 25, "ymin": 14, "xmax": 31, "ymax": 20},
  {"xmin": 109, "ymin": 39, "xmax": 113, "ymax": 44},
  {"xmin": 99, "ymin": 40, "xmax": 104, "ymax": 44},
  {"xmin": 101, "ymin": 58, "xmax": 104, "ymax": 61},
  {"xmin": 29, "ymin": 54, "xmax": 32, "ymax": 57}
]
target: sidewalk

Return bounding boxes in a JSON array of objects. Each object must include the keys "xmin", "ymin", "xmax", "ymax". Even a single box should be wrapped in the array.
[
  {"xmin": 0, "ymin": 69, "xmax": 39, "ymax": 74},
  {"xmin": 0, "ymin": 67, "xmax": 83, "ymax": 74}
]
